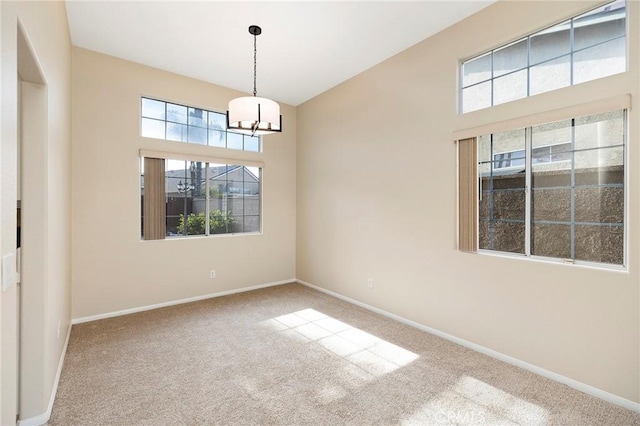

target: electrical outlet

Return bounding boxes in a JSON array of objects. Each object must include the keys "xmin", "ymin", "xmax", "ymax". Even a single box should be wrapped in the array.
[
  {"xmin": 210, "ymin": 270, "xmax": 216, "ymax": 279},
  {"xmin": 367, "ymin": 278, "xmax": 373, "ymax": 289}
]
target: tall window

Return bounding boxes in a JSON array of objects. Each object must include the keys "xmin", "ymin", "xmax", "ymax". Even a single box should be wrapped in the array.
[
  {"xmin": 141, "ymin": 97, "xmax": 261, "ymax": 152},
  {"xmin": 141, "ymin": 157, "xmax": 261, "ymax": 240},
  {"xmin": 477, "ymin": 109, "xmax": 626, "ymax": 266},
  {"xmin": 461, "ymin": 0, "xmax": 626, "ymax": 113}
]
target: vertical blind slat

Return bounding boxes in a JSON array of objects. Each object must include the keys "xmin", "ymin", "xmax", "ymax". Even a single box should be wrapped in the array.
[
  {"xmin": 458, "ymin": 138, "xmax": 478, "ymax": 252},
  {"xmin": 143, "ymin": 157, "xmax": 166, "ymax": 240}
]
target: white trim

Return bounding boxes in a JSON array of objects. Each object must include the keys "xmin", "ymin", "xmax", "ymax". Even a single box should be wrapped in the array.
[
  {"xmin": 297, "ymin": 279, "xmax": 640, "ymax": 413},
  {"xmin": 139, "ymin": 149, "xmax": 264, "ymax": 169},
  {"xmin": 17, "ymin": 322, "xmax": 72, "ymax": 426},
  {"xmin": 453, "ymin": 94, "xmax": 632, "ymax": 141},
  {"xmin": 71, "ymin": 279, "xmax": 294, "ymax": 324}
]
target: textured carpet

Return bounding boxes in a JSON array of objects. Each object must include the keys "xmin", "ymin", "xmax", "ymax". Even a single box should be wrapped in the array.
[{"xmin": 50, "ymin": 283, "xmax": 640, "ymax": 425}]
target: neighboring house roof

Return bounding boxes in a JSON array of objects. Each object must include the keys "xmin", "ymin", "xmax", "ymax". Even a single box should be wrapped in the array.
[{"xmin": 142, "ymin": 165, "xmax": 259, "ymax": 193}]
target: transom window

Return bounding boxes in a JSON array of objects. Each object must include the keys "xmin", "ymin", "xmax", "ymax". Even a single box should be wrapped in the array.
[
  {"xmin": 461, "ymin": 0, "xmax": 626, "ymax": 113},
  {"xmin": 477, "ymin": 109, "xmax": 626, "ymax": 266},
  {"xmin": 141, "ymin": 97, "xmax": 260, "ymax": 152}
]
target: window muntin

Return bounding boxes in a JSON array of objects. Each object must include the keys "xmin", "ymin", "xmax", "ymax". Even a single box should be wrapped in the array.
[
  {"xmin": 479, "ymin": 109, "xmax": 626, "ymax": 266},
  {"xmin": 462, "ymin": 0, "xmax": 627, "ymax": 113},
  {"xmin": 141, "ymin": 97, "xmax": 261, "ymax": 152},
  {"xmin": 141, "ymin": 158, "xmax": 261, "ymax": 239}
]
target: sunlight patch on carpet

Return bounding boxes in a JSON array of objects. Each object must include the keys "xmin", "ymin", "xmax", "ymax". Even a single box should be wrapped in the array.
[
  {"xmin": 401, "ymin": 375, "xmax": 548, "ymax": 425},
  {"xmin": 261, "ymin": 308, "xmax": 419, "ymax": 381}
]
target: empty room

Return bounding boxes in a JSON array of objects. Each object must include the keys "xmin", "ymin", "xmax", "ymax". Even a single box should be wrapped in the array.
[{"xmin": 1, "ymin": 0, "xmax": 639, "ymax": 424}]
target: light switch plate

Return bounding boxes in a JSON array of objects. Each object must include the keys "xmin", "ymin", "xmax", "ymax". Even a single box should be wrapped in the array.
[{"xmin": 2, "ymin": 253, "xmax": 17, "ymax": 291}]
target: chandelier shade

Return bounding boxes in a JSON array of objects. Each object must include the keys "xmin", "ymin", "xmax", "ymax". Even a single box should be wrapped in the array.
[
  {"xmin": 227, "ymin": 96, "xmax": 282, "ymax": 136},
  {"xmin": 227, "ymin": 25, "xmax": 282, "ymax": 137}
]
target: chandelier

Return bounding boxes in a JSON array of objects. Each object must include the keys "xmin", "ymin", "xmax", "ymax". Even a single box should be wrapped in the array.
[{"xmin": 227, "ymin": 25, "xmax": 282, "ymax": 136}]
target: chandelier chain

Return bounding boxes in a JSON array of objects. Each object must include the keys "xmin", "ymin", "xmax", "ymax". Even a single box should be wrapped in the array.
[{"xmin": 253, "ymin": 33, "xmax": 257, "ymax": 97}]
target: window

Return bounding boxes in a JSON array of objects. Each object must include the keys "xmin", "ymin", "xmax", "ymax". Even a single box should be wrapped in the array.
[
  {"xmin": 461, "ymin": 0, "xmax": 626, "ymax": 113},
  {"xmin": 141, "ymin": 97, "xmax": 260, "ymax": 152},
  {"xmin": 493, "ymin": 142, "xmax": 572, "ymax": 169},
  {"xmin": 475, "ymin": 109, "xmax": 626, "ymax": 266},
  {"xmin": 141, "ymin": 157, "xmax": 261, "ymax": 240}
]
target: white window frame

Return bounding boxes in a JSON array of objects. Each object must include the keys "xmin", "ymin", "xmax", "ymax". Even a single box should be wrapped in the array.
[
  {"xmin": 460, "ymin": 0, "xmax": 627, "ymax": 114},
  {"xmin": 454, "ymin": 94, "xmax": 631, "ymax": 271},
  {"xmin": 140, "ymin": 149, "xmax": 264, "ymax": 240}
]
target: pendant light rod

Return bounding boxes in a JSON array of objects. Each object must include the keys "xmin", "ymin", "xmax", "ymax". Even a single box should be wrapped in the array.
[
  {"xmin": 226, "ymin": 25, "xmax": 282, "ymax": 136},
  {"xmin": 249, "ymin": 25, "xmax": 260, "ymax": 97}
]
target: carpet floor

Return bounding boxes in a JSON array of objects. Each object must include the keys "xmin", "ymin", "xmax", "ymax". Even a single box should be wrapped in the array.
[{"xmin": 50, "ymin": 283, "xmax": 640, "ymax": 425}]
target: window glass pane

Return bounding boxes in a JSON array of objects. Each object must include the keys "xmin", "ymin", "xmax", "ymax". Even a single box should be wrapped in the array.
[
  {"xmin": 462, "ymin": 53, "xmax": 491, "ymax": 87},
  {"xmin": 208, "ymin": 111, "xmax": 228, "ymax": 131},
  {"xmin": 208, "ymin": 130, "xmax": 226, "ymax": 148},
  {"xmin": 166, "ymin": 103, "xmax": 188, "ymax": 124},
  {"xmin": 188, "ymin": 108, "xmax": 207, "ymax": 128},
  {"xmin": 575, "ymin": 187, "xmax": 623, "ymax": 224},
  {"xmin": 478, "ymin": 129, "xmax": 525, "ymax": 255},
  {"xmin": 141, "ymin": 118, "xmax": 165, "ymax": 139},
  {"xmin": 166, "ymin": 122, "xmax": 188, "ymax": 142},
  {"xmin": 493, "ymin": 38, "xmax": 527, "ymax": 77},
  {"xmin": 530, "ymin": 55, "xmax": 570, "ymax": 96},
  {"xmin": 550, "ymin": 143, "xmax": 572, "ymax": 163},
  {"xmin": 243, "ymin": 216, "xmax": 260, "ymax": 233},
  {"xmin": 573, "ymin": 37, "xmax": 625, "ymax": 84},
  {"xmin": 187, "ymin": 126, "xmax": 207, "ymax": 145},
  {"xmin": 574, "ymin": 146, "xmax": 623, "ymax": 176},
  {"xmin": 493, "ymin": 69, "xmax": 527, "ymax": 105},
  {"xmin": 573, "ymin": 1, "xmax": 626, "ymax": 51},
  {"xmin": 477, "ymin": 135, "xmax": 492, "ymax": 162},
  {"xmin": 492, "ymin": 222, "xmax": 526, "ymax": 254},
  {"xmin": 574, "ymin": 225, "xmax": 623, "ymax": 265},
  {"xmin": 532, "ymin": 224, "xmax": 571, "ymax": 258},
  {"xmin": 227, "ymin": 132, "xmax": 244, "ymax": 150},
  {"xmin": 462, "ymin": 81, "xmax": 491, "ymax": 113},
  {"xmin": 532, "ymin": 119, "xmax": 571, "ymax": 149},
  {"xmin": 532, "ymin": 188, "xmax": 571, "ymax": 222},
  {"xmin": 165, "ymin": 160, "xmax": 205, "ymax": 237},
  {"xmin": 529, "ymin": 21, "xmax": 571, "ymax": 65},
  {"xmin": 244, "ymin": 136, "xmax": 260, "ymax": 152},
  {"xmin": 142, "ymin": 98, "xmax": 165, "ymax": 120},
  {"xmin": 492, "ymin": 129, "xmax": 526, "ymax": 158},
  {"xmin": 209, "ymin": 208, "xmax": 234, "ymax": 234},
  {"xmin": 574, "ymin": 110, "xmax": 625, "ymax": 150},
  {"xmin": 531, "ymin": 119, "xmax": 572, "ymax": 187}
]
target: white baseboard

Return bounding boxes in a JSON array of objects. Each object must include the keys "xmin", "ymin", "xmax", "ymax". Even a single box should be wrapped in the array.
[
  {"xmin": 297, "ymin": 279, "xmax": 640, "ymax": 414},
  {"xmin": 71, "ymin": 279, "xmax": 295, "ymax": 324},
  {"xmin": 17, "ymin": 322, "xmax": 72, "ymax": 426}
]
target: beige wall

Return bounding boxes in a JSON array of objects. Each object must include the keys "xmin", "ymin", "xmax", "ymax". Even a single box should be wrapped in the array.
[
  {"xmin": 1, "ymin": 0, "xmax": 72, "ymax": 423},
  {"xmin": 297, "ymin": 0, "xmax": 640, "ymax": 403},
  {"xmin": 71, "ymin": 48, "xmax": 296, "ymax": 319}
]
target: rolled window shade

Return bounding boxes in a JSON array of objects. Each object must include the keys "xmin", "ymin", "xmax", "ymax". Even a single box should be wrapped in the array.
[
  {"xmin": 143, "ymin": 157, "xmax": 166, "ymax": 240},
  {"xmin": 458, "ymin": 137, "xmax": 478, "ymax": 252}
]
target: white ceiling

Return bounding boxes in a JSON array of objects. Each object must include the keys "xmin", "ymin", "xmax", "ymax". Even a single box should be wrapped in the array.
[{"xmin": 65, "ymin": 1, "xmax": 496, "ymax": 106}]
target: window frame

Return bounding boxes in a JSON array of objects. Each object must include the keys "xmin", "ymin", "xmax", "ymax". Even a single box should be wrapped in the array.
[
  {"xmin": 140, "ymin": 96, "xmax": 262, "ymax": 153},
  {"xmin": 455, "ymin": 95, "xmax": 631, "ymax": 271},
  {"xmin": 477, "ymin": 111, "xmax": 627, "ymax": 269},
  {"xmin": 459, "ymin": 0, "xmax": 628, "ymax": 114},
  {"xmin": 139, "ymin": 150, "xmax": 264, "ymax": 241}
]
